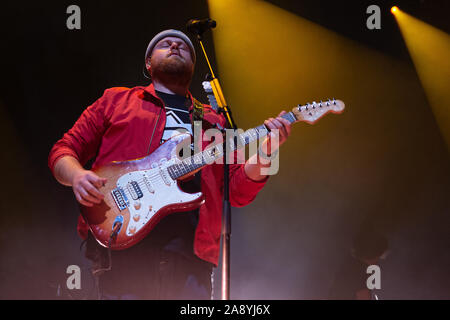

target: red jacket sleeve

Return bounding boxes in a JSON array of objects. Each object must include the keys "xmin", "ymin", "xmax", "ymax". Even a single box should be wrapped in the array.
[
  {"xmin": 225, "ymin": 143, "xmax": 269, "ymax": 207},
  {"xmin": 48, "ymin": 89, "xmax": 112, "ymax": 175},
  {"xmin": 209, "ymin": 111, "xmax": 269, "ymax": 208},
  {"xmin": 228, "ymin": 163, "xmax": 268, "ymax": 207}
]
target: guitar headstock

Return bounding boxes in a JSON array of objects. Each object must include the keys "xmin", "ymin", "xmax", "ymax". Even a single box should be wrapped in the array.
[{"xmin": 292, "ymin": 99, "xmax": 345, "ymax": 124}]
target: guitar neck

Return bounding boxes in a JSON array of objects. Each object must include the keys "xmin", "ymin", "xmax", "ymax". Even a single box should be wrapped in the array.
[
  {"xmin": 166, "ymin": 124, "xmax": 271, "ymax": 180},
  {"xmin": 167, "ymin": 99, "xmax": 345, "ymax": 180},
  {"xmin": 167, "ymin": 111, "xmax": 297, "ymax": 180}
]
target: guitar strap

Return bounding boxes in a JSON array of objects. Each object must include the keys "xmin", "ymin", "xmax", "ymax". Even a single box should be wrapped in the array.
[
  {"xmin": 191, "ymin": 96, "xmax": 221, "ymax": 131},
  {"xmin": 145, "ymin": 107, "xmax": 163, "ymax": 156},
  {"xmin": 191, "ymin": 96, "xmax": 204, "ymax": 122}
]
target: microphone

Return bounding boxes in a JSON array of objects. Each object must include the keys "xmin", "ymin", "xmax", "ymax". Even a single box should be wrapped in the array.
[{"xmin": 186, "ymin": 18, "xmax": 216, "ymax": 35}]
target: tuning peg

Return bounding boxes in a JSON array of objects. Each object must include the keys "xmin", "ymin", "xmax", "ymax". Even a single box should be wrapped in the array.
[
  {"xmin": 202, "ymin": 81, "xmax": 212, "ymax": 90},
  {"xmin": 312, "ymin": 101, "xmax": 316, "ymax": 109},
  {"xmin": 319, "ymin": 100, "xmax": 323, "ymax": 108},
  {"xmin": 333, "ymin": 98, "xmax": 336, "ymax": 105}
]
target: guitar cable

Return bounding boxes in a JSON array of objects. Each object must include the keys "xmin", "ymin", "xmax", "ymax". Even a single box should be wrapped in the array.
[
  {"xmin": 75, "ymin": 238, "xmax": 106, "ymax": 300},
  {"xmin": 91, "ymin": 222, "xmax": 122, "ymax": 277},
  {"xmin": 91, "ymin": 238, "xmax": 112, "ymax": 300}
]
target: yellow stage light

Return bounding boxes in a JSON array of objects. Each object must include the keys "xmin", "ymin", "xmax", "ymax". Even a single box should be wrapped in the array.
[
  {"xmin": 391, "ymin": 6, "xmax": 398, "ymax": 14},
  {"xmin": 206, "ymin": 0, "xmax": 448, "ymax": 153},
  {"xmin": 393, "ymin": 9, "xmax": 450, "ymax": 150}
]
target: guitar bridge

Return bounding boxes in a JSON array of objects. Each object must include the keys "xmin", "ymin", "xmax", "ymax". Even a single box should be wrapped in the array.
[{"xmin": 111, "ymin": 187, "xmax": 129, "ymax": 211}]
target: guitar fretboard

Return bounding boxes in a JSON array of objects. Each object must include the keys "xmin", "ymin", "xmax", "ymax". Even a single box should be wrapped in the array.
[{"xmin": 166, "ymin": 112, "xmax": 297, "ymax": 179}]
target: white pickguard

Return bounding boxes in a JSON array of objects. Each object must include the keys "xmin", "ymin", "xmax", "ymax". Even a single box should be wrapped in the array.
[{"xmin": 115, "ymin": 157, "xmax": 202, "ymax": 237}]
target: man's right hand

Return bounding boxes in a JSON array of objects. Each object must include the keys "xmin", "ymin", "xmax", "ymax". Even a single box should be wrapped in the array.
[{"xmin": 72, "ymin": 170, "xmax": 107, "ymax": 207}]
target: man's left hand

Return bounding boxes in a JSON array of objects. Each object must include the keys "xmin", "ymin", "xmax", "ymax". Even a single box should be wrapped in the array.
[{"xmin": 262, "ymin": 111, "xmax": 292, "ymax": 155}]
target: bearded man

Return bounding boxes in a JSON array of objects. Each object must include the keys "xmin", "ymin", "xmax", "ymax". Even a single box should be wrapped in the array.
[{"xmin": 48, "ymin": 29, "xmax": 291, "ymax": 299}]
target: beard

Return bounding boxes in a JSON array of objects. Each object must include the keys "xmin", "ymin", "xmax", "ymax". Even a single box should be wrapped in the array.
[{"xmin": 150, "ymin": 55, "xmax": 194, "ymax": 87}]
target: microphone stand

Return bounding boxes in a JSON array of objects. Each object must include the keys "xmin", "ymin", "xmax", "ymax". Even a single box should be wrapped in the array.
[{"xmin": 191, "ymin": 28, "xmax": 236, "ymax": 300}]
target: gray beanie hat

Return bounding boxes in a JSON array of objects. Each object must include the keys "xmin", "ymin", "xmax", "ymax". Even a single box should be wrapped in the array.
[{"xmin": 145, "ymin": 29, "xmax": 196, "ymax": 64}]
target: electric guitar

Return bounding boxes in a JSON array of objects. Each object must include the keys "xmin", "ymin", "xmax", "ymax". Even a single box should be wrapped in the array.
[{"xmin": 81, "ymin": 99, "xmax": 345, "ymax": 250}]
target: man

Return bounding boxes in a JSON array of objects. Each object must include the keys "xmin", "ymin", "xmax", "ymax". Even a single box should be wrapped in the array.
[{"xmin": 48, "ymin": 29, "xmax": 292, "ymax": 299}]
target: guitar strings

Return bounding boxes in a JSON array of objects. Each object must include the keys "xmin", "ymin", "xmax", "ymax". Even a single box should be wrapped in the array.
[
  {"xmin": 110, "ymin": 128, "xmax": 266, "ymax": 197},
  {"xmin": 118, "ymin": 148, "xmax": 229, "ymax": 195}
]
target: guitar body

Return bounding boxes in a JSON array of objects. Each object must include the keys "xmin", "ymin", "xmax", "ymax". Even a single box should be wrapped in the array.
[{"xmin": 81, "ymin": 133, "xmax": 204, "ymax": 250}]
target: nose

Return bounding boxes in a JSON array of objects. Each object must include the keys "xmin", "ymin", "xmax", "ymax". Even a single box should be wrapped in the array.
[{"xmin": 169, "ymin": 42, "xmax": 180, "ymax": 51}]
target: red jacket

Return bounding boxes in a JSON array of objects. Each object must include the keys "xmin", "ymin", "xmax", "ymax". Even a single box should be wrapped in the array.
[{"xmin": 48, "ymin": 83, "xmax": 268, "ymax": 266}]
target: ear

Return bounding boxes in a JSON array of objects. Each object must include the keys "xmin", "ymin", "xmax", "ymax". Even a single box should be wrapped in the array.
[{"xmin": 145, "ymin": 58, "xmax": 151, "ymax": 74}]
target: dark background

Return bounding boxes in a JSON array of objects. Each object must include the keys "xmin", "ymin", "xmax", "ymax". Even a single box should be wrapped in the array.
[{"xmin": 0, "ymin": 0, "xmax": 448, "ymax": 299}]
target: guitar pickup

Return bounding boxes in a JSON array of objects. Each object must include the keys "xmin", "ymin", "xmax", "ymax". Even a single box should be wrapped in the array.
[
  {"xmin": 159, "ymin": 169, "xmax": 171, "ymax": 186},
  {"xmin": 143, "ymin": 176, "xmax": 155, "ymax": 193},
  {"xmin": 111, "ymin": 187, "xmax": 129, "ymax": 211},
  {"xmin": 127, "ymin": 181, "xmax": 143, "ymax": 200}
]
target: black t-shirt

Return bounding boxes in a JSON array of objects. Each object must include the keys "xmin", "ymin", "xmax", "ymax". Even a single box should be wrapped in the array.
[{"xmin": 156, "ymin": 90, "xmax": 193, "ymax": 144}]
